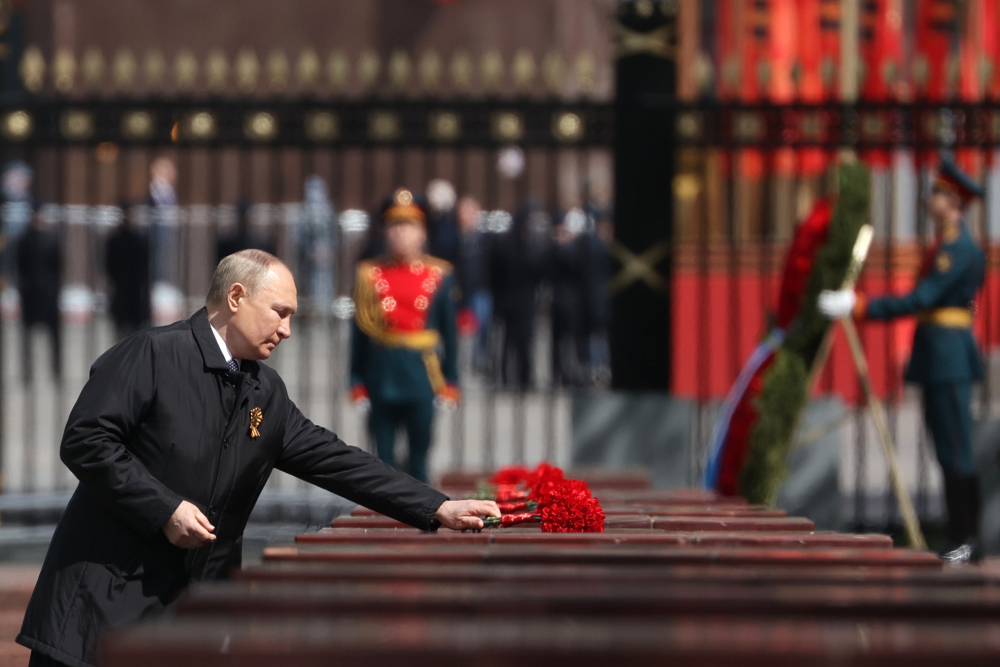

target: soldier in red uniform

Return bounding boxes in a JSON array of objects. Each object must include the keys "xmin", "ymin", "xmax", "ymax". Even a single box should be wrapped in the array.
[{"xmin": 351, "ymin": 189, "xmax": 460, "ymax": 483}]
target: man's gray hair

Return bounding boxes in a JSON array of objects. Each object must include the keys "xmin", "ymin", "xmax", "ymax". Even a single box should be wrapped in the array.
[{"xmin": 207, "ymin": 249, "xmax": 284, "ymax": 307}]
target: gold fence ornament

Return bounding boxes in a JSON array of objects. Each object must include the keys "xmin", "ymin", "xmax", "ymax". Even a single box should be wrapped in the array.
[
  {"xmin": 609, "ymin": 240, "xmax": 670, "ymax": 294},
  {"xmin": 614, "ymin": 23, "xmax": 675, "ymax": 60}
]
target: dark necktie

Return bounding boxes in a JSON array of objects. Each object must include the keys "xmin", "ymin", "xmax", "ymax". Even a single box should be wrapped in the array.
[{"xmin": 228, "ymin": 358, "xmax": 240, "ymax": 373}]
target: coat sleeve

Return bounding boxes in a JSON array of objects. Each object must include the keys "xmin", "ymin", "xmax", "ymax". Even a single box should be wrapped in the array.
[
  {"xmin": 866, "ymin": 248, "xmax": 970, "ymax": 320},
  {"xmin": 60, "ymin": 333, "xmax": 184, "ymax": 539},
  {"xmin": 276, "ymin": 389, "xmax": 448, "ymax": 530}
]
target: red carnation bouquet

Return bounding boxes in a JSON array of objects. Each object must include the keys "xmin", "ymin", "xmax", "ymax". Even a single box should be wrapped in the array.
[{"xmin": 478, "ymin": 464, "xmax": 605, "ymax": 533}]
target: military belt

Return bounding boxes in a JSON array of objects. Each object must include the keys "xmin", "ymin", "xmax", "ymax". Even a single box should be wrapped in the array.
[{"xmin": 916, "ymin": 307, "xmax": 973, "ymax": 328}]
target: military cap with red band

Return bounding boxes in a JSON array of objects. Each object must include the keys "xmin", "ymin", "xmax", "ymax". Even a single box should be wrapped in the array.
[
  {"xmin": 382, "ymin": 188, "xmax": 427, "ymax": 226},
  {"xmin": 934, "ymin": 157, "xmax": 985, "ymax": 206}
]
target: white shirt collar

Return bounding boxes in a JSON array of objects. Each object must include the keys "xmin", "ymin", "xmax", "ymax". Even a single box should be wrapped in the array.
[{"xmin": 210, "ymin": 322, "xmax": 236, "ymax": 365}]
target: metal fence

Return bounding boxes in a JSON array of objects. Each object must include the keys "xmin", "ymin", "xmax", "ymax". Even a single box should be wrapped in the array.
[
  {"xmin": 5, "ymin": 45, "xmax": 1000, "ymax": 532},
  {"xmin": 0, "ymin": 89, "xmax": 614, "ymax": 509}
]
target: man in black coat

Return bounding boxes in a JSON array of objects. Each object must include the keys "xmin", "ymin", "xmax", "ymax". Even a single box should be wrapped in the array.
[
  {"xmin": 17, "ymin": 211, "xmax": 62, "ymax": 381},
  {"xmin": 489, "ymin": 201, "xmax": 546, "ymax": 390},
  {"xmin": 17, "ymin": 249, "xmax": 499, "ymax": 667},
  {"xmin": 105, "ymin": 208, "xmax": 151, "ymax": 340}
]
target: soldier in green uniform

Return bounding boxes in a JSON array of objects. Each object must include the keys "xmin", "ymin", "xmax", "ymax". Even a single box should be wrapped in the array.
[
  {"xmin": 819, "ymin": 158, "xmax": 986, "ymax": 564},
  {"xmin": 350, "ymin": 189, "xmax": 459, "ymax": 483}
]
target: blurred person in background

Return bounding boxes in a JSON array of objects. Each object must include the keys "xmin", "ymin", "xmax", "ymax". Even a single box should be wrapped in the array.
[
  {"xmin": 581, "ymin": 212, "xmax": 613, "ymax": 384},
  {"xmin": 147, "ymin": 156, "xmax": 187, "ymax": 325},
  {"xmin": 216, "ymin": 201, "xmax": 277, "ymax": 264},
  {"xmin": 105, "ymin": 203, "xmax": 151, "ymax": 340},
  {"xmin": 297, "ymin": 176, "xmax": 337, "ymax": 311},
  {"xmin": 426, "ymin": 179, "xmax": 460, "ymax": 266},
  {"xmin": 148, "ymin": 156, "xmax": 179, "ymax": 286},
  {"xmin": 2, "ymin": 161, "xmax": 34, "ymax": 288},
  {"xmin": 548, "ymin": 209, "xmax": 587, "ymax": 386},
  {"xmin": 351, "ymin": 189, "xmax": 459, "ymax": 483},
  {"xmin": 17, "ymin": 206, "xmax": 62, "ymax": 381},
  {"xmin": 457, "ymin": 196, "xmax": 492, "ymax": 370},
  {"xmin": 490, "ymin": 199, "xmax": 546, "ymax": 390}
]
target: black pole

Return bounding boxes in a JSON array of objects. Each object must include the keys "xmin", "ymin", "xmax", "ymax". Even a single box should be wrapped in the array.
[
  {"xmin": 611, "ymin": 0, "xmax": 677, "ymax": 391},
  {"xmin": 0, "ymin": 1, "xmax": 26, "ymax": 100}
]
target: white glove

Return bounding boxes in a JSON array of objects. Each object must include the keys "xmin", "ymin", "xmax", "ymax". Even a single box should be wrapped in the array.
[{"xmin": 817, "ymin": 289, "xmax": 857, "ymax": 319}]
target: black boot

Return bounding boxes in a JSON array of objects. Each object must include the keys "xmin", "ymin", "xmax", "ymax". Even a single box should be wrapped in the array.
[
  {"xmin": 941, "ymin": 474, "xmax": 982, "ymax": 565},
  {"xmin": 937, "ymin": 473, "xmax": 960, "ymax": 556}
]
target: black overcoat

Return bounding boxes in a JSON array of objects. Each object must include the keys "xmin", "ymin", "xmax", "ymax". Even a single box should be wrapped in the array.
[
  {"xmin": 16, "ymin": 308, "xmax": 447, "ymax": 667},
  {"xmin": 17, "ymin": 225, "xmax": 62, "ymax": 327}
]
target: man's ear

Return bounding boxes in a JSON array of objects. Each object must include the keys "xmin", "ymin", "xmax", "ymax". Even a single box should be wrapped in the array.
[{"xmin": 227, "ymin": 283, "xmax": 246, "ymax": 313}]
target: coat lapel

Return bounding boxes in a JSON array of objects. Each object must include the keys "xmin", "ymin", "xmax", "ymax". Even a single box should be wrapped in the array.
[{"xmin": 190, "ymin": 308, "xmax": 231, "ymax": 372}]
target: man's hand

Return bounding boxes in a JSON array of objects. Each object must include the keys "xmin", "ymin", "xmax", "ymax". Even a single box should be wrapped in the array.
[
  {"xmin": 434, "ymin": 499, "xmax": 501, "ymax": 531},
  {"xmin": 351, "ymin": 385, "xmax": 371, "ymax": 412},
  {"xmin": 163, "ymin": 500, "xmax": 216, "ymax": 549}
]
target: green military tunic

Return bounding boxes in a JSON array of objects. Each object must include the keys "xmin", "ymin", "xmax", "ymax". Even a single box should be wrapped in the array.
[{"xmin": 865, "ymin": 222, "xmax": 984, "ymax": 474}]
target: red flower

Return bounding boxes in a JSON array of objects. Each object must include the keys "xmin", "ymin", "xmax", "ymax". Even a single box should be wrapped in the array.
[
  {"xmin": 540, "ymin": 493, "xmax": 605, "ymax": 533},
  {"xmin": 483, "ymin": 479, "xmax": 604, "ymax": 532},
  {"xmin": 534, "ymin": 479, "xmax": 591, "ymax": 508},
  {"xmin": 495, "ymin": 487, "xmax": 530, "ymax": 502},
  {"xmin": 489, "ymin": 465, "xmax": 531, "ymax": 486},
  {"xmin": 525, "ymin": 462, "xmax": 565, "ymax": 496}
]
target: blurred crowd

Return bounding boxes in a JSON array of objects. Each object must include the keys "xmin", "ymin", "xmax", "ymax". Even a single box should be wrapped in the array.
[{"xmin": 1, "ymin": 158, "xmax": 613, "ymax": 389}]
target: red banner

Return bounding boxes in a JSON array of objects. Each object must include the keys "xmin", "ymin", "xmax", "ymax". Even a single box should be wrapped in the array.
[
  {"xmin": 799, "ymin": 0, "xmax": 838, "ymax": 176},
  {"xmin": 858, "ymin": 0, "xmax": 903, "ymax": 168},
  {"xmin": 916, "ymin": 0, "xmax": 957, "ymax": 102},
  {"xmin": 957, "ymin": 0, "xmax": 991, "ymax": 173}
]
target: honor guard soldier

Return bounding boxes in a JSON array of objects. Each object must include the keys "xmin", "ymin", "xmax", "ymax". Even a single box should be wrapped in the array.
[
  {"xmin": 351, "ymin": 189, "xmax": 460, "ymax": 483},
  {"xmin": 819, "ymin": 158, "xmax": 986, "ymax": 564}
]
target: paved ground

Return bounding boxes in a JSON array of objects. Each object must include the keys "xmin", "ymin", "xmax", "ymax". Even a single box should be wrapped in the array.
[
  {"xmin": 0, "ymin": 521, "xmax": 345, "ymax": 667},
  {"xmin": 3, "ymin": 554, "xmax": 1000, "ymax": 667},
  {"xmin": 0, "ymin": 564, "xmax": 39, "ymax": 667}
]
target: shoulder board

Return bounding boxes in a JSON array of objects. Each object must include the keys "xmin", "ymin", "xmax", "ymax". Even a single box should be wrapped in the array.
[{"xmin": 356, "ymin": 260, "xmax": 381, "ymax": 280}]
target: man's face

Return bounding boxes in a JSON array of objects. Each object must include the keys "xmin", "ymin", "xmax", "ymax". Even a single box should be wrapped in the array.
[
  {"xmin": 226, "ymin": 264, "xmax": 298, "ymax": 360},
  {"xmin": 457, "ymin": 197, "xmax": 481, "ymax": 232},
  {"xmin": 150, "ymin": 157, "xmax": 177, "ymax": 185},
  {"xmin": 385, "ymin": 220, "xmax": 426, "ymax": 260},
  {"xmin": 928, "ymin": 189, "xmax": 959, "ymax": 227}
]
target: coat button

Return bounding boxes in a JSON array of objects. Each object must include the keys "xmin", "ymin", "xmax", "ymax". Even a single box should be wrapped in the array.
[
  {"xmin": 223, "ymin": 438, "xmax": 230, "ymax": 449},
  {"xmin": 208, "ymin": 506, "xmax": 217, "ymax": 517}
]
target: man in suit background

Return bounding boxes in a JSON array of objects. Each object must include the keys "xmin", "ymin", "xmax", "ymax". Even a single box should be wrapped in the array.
[{"xmin": 17, "ymin": 207, "xmax": 61, "ymax": 381}]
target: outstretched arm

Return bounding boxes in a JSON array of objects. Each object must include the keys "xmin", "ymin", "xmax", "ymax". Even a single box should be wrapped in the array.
[{"xmin": 866, "ymin": 251, "xmax": 970, "ymax": 320}]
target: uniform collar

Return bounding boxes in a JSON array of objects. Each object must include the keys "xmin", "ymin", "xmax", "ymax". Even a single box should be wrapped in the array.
[
  {"xmin": 380, "ymin": 254, "xmax": 426, "ymax": 269},
  {"xmin": 940, "ymin": 220, "xmax": 963, "ymax": 244}
]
